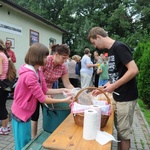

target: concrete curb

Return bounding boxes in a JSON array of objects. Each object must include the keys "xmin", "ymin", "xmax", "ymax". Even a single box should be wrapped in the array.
[{"xmin": 137, "ymin": 103, "xmax": 150, "ymax": 134}]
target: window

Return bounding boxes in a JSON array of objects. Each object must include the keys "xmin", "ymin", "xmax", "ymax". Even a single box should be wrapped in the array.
[{"xmin": 49, "ymin": 38, "xmax": 56, "ymax": 45}]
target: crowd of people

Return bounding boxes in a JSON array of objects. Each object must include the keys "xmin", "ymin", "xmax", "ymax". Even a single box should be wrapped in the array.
[
  {"xmin": 64, "ymin": 48, "xmax": 109, "ymax": 89},
  {"xmin": 0, "ymin": 26, "xmax": 138, "ymax": 150}
]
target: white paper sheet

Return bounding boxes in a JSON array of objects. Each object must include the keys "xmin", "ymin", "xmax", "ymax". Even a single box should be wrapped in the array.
[{"xmin": 96, "ymin": 131, "xmax": 120, "ymax": 145}]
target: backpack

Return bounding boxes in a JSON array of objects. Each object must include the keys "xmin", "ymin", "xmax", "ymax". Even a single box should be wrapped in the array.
[
  {"xmin": 75, "ymin": 61, "xmax": 81, "ymax": 76},
  {"xmin": 0, "ymin": 78, "xmax": 18, "ymax": 93}
]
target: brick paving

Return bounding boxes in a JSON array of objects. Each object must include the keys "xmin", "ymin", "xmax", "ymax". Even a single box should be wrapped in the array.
[
  {"xmin": 0, "ymin": 99, "xmax": 150, "ymax": 150},
  {"xmin": 112, "ymin": 105, "xmax": 150, "ymax": 150}
]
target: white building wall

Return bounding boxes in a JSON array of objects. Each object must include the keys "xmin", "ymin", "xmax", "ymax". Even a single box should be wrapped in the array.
[{"xmin": 0, "ymin": 2, "xmax": 63, "ymax": 74}]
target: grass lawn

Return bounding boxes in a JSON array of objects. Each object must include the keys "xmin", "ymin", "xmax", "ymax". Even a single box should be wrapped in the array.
[{"xmin": 138, "ymin": 99, "xmax": 150, "ymax": 126}]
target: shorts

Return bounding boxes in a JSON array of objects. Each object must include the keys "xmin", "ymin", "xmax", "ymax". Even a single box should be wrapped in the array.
[
  {"xmin": 112, "ymin": 99, "xmax": 137, "ymax": 140},
  {"xmin": 0, "ymin": 88, "xmax": 9, "ymax": 120},
  {"xmin": 31, "ymin": 102, "xmax": 43, "ymax": 121}
]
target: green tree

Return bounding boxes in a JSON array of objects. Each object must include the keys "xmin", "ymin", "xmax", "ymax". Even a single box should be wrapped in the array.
[
  {"xmin": 11, "ymin": 0, "xmax": 150, "ymax": 106},
  {"xmin": 12, "ymin": 0, "xmax": 150, "ymax": 54},
  {"xmin": 133, "ymin": 43, "xmax": 144, "ymax": 68},
  {"xmin": 12, "ymin": 0, "xmax": 67, "ymax": 23},
  {"xmin": 133, "ymin": 0, "xmax": 150, "ymax": 33},
  {"xmin": 136, "ymin": 42, "xmax": 150, "ymax": 107}
]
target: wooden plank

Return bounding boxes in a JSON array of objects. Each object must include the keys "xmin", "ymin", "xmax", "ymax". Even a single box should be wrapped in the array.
[{"xmin": 42, "ymin": 115, "xmax": 78, "ymax": 149}]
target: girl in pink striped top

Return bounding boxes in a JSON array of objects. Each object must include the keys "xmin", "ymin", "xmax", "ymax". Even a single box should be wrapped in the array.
[{"xmin": 0, "ymin": 39, "xmax": 16, "ymax": 135}]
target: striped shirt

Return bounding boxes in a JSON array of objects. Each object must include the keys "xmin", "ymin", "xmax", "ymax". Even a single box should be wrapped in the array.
[{"xmin": 0, "ymin": 52, "xmax": 8, "ymax": 80}]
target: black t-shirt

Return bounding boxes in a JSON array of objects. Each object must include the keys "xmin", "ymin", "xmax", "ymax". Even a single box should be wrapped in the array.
[{"xmin": 108, "ymin": 41, "xmax": 138, "ymax": 102}]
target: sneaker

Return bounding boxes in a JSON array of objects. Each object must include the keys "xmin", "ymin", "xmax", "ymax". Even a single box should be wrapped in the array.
[
  {"xmin": 0, "ymin": 127, "xmax": 9, "ymax": 135},
  {"xmin": 7, "ymin": 124, "xmax": 10, "ymax": 131}
]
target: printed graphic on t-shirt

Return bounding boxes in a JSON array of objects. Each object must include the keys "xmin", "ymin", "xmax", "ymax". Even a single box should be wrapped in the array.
[{"xmin": 108, "ymin": 55, "xmax": 119, "ymax": 83}]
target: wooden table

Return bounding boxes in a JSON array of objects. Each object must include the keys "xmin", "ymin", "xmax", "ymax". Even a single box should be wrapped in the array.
[{"xmin": 42, "ymin": 109, "xmax": 114, "ymax": 150}]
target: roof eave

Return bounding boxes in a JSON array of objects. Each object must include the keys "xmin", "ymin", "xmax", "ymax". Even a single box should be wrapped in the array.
[{"xmin": 1, "ymin": 0, "xmax": 67, "ymax": 33}]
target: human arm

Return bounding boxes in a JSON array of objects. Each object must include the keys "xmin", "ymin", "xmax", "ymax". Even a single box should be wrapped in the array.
[
  {"xmin": 11, "ymin": 50, "xmax": 16, "ymax": 63},
  {"xmin": 0, "ymin": 56, "xmax": 3, "ymax": 75},
  {"xmin": 44, "ymin": 95, "xmax": 73, "ymax": 104},
  {"xmin": 45, "ymin": 83, "xmax": 73, "ymax": 104},
  {"xmin": 61, "ymin": 73, "xmax": 74, "ymax": 89},
  {"xmin": 97, "ymin": 66, "xmax": 102, "ymax": 74},
  {"xmin": 24, "ymin": 72, "xmax": 73, "ymax": 105},
  {"xmin": 46, "ymin": 88, "xmax": 72, "ymax": 95},
  {"xmin": 86, "ymin": 63, "xmax": 98, "ymax": 68},
  {"xmin": 84, "ymin": 56, "xmax": 98, "ymax": 68},
  {"xmin": 103, "ymin": 60, "xmax": 139, "ymax": 93},
  {"xmin": 39, "ymin": 68, "xmax": 72, "ymax": 95}
]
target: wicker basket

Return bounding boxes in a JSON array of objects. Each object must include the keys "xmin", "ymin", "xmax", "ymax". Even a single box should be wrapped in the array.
[{"xmin": 73, "ymin": 87, "xmax": 111, "ymax": 128}]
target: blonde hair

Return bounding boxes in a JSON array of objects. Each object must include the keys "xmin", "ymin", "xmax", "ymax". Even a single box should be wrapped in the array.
[
  {"xmin": 0, "ymin": 39, "xmax": 4, "ymax": 45},
  {"xmin": 72, "ymin": 55, "xmax": 81, "ymax": 62}
]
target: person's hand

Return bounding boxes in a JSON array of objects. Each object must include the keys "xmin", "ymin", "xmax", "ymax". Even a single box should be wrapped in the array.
[
  {"xmin": 64, "ymin": 96, "xmax": 73, "ymax": 104},
  {"xmin": 103, "ymin": 83, "xmax": 115, "ymax": 93},
  {"xmin": 62, "ymin": 88, "xmax": 72, "ymax": 93},
  {"xmin": 47, "ymin": 95, "xmax": 52, "ymax": 98},
  {"xmin": 62, "ymin": 88, "xmax": 72, "ymax": 97},
  {"xmin": 91, "ymin": 90, "xmax": 102, "ymax": 96},
  {"xmin": 96, "ymin": 63, "xmax": 100, "ymax": 67},
  {"xmin": 97, "ymin": 68, "xmax": 102, "ymax": 74}
]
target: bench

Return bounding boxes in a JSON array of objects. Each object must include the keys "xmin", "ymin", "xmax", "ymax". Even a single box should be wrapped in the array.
[{"xmin": 22, "ymin": 130, "xmax": 50, "ymax": 150}]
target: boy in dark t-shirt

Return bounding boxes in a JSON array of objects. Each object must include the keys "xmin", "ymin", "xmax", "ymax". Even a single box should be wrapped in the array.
[
  {"xmin": 108, "ymin": 41, "xmax": 138, "ymax": 101},
  {"xmin": 88, "ymin": 27, "xmax": 138, "ymax": 150}
]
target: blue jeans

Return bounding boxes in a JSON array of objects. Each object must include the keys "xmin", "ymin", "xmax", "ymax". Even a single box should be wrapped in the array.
[
  {"xmin": 52, "ymin": 80, "xmax": 59, "ymax": 89},
  {"xmin": 98, "ymin": 79, "xmax": 108, "ymax": 86}
]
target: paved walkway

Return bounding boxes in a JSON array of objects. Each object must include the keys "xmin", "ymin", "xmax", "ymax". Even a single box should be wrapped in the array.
[{"xmin": 0, "ymin": 99, "xmax": 150, "ymax": 150}]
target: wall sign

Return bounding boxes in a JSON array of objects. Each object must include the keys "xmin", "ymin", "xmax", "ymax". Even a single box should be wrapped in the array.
[
  {"xmin": 0, "ymin": 20, "xmax": 22, "ymax": 35},
  {"xmin": 30, "ymin": 29, "xmax": 39, "ymax": 46}
]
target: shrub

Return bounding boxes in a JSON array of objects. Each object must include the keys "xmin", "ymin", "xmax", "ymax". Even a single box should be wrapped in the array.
[{"xmin": 135, "ymin": 42, "xmax": 150, "ymax": 107}]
